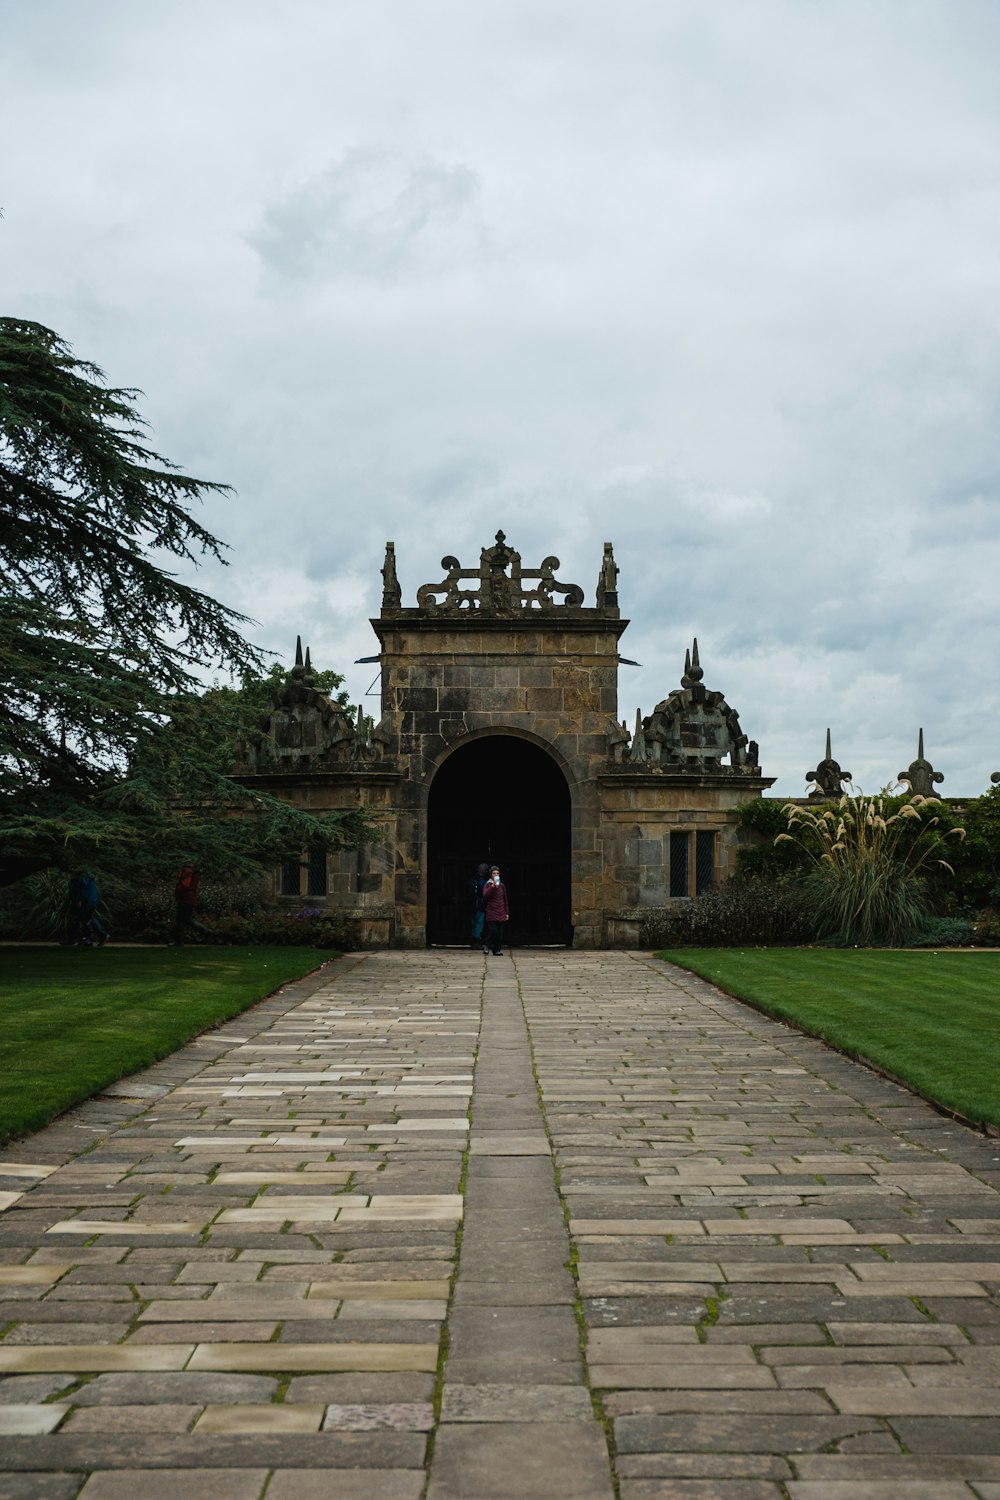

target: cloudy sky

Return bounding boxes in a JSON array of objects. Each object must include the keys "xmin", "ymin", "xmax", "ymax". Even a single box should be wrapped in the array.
[{"xmin": 4, "ymin": 0, "xmax": 999, "ymax": 795}]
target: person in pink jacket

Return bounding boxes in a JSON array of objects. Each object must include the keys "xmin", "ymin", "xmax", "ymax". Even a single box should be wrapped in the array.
[{"xmin": 482, "ymin": 864, "xmax": 509, "ymax": 956}]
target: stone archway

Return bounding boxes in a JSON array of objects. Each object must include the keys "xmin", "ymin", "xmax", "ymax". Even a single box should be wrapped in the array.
[{"xmin": 426, "ymin": 736, "xmax": 573, "ymax": 946}]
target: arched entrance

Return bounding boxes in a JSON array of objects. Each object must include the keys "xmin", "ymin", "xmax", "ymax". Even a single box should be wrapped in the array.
[{"xmin": 426, "ymin": 736, "xmax": 572, "ymax": 946}]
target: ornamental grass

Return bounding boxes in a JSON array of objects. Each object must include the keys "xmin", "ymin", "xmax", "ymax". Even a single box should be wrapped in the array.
[{"xmin": 776, "ymin": 791, "xmax": 965, "ymax": 947}]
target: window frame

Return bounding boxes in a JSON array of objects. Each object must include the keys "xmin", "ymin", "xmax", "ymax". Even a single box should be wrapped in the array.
[{"xmin": 667, "ymin": 828, "xmax": 719, "ymax": 898}]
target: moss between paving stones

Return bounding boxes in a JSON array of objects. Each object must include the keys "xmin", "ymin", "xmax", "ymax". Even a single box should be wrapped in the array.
[
  {"xmin": 0, "ymin": 946, "xmax": 334, "ymax": 1143},
  {"xmin": 658, "ymin": 948, "xmax": 1000, "ymax": 1131}
]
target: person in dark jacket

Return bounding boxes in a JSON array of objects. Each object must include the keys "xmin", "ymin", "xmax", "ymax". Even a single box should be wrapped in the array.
[
  {"xmin": 482, "ymin": 864, "xmax": 509, "ymax": 956},
  {"xmin": 471, "ymin": 861, "xmax": 489, "ymax": 949},
  {"xmin": 67, "ymin": 872, "xmax": 107, "ymax": 946}
]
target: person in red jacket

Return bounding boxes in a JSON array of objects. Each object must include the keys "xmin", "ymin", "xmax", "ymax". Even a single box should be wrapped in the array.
[
  {"xmin": 171, "ymin": 864, "xmax": 216, "ymax": 946},
  {"xmin": 482, "ymin": 864, "xmax": 509, "ymax": 956}
]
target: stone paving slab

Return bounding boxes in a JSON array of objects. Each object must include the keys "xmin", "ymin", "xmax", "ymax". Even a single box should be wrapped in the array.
[
  {"xmin": 77, "ymin": 1474, "xmax": 269, "ymax": 1500},
  {"xmin": 427, "ymin": 1421, "xmax": 613, "ymax": 1500},
  {"xmin": 1, "ymin": 949, "xmax": 999, "ymax": 1496}
]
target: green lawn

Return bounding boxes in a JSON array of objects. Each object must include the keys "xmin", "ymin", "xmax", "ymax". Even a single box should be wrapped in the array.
[
  {"xmin": 658, "ymin": 948, "xmax": 1000, "ymax": 1129},
  {"xmin": 0, "ymin": 946, "xmax": 335, "ymax": 1144}
]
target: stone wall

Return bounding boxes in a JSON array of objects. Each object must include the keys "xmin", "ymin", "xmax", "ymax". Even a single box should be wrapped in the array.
[{"xmin": 371, "ymin": 612, "xmax": 625, "ymax": 947}]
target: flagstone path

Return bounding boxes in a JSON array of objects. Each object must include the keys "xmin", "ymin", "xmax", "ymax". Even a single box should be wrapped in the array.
[{"xmin": 1, "ymin": 950, "xmax": 1000, "ymax": 1499}]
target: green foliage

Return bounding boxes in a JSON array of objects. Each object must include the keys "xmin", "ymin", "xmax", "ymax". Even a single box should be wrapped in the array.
[
  {"xmin": 970, "ymin": 909, "xmax": 1000, "ymax": 946},
  {"xmin": 909, "ymin": 916, "xmax": 974, "ymax": 948},
  {"xmin": 87, "ymin": 871, "xmax": 271, "ymax": 944},
  {"xmin": 1, "ymin": 318, "xmax": 255, "ymax": 786},
  {"xmin": 777, "ymin": 792, "xmax": 965, "ymax": 947},
  {"xmin": 735, "ymin": 798, "xmax": 794, "ymax": 838},
  {"xmin": 0, "ymin": 867, "xmax": 76, "ymax": 940},
  {"xmin": 0, "ymin": 318, "xmax": 373, "ymax": 883},
  {"xmin": 951, "ymin": 785, "xmax": 1000, "ymax": 906},
  {"xmin": 807, "ymin": 860, "xmax": 929, "ymax": 948},
  {"xmin": 213, "ymin": 908, "xmax": 355, "ymax": 949},
  {"xmin": 641, "ymin": 878, "xmax": 814, "ymax": 948},
  {"xmin": 734, "ymin": 799, "xmax": 810, "ymax": 879}
]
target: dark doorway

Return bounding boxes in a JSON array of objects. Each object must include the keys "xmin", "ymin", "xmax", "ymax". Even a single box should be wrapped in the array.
[{"xmin": 426, "ymin": 737, "xmax": 572, "ymax": 947}]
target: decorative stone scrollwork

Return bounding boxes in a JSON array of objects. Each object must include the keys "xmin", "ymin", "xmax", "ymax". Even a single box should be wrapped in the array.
[
  {"xmin": 618, "ymin": 640, "xmax": 758, "ymax": 774},
  {"xmin": 416, "ymin": 553, "xmax": 475, "ymax": 611},
  {"xmin": 899, "ymin": 729, "xmax": 943, "ymax": 797},
  {"xmin": 806, "ymin": 729, "xmax": 851, "ymax": 799},
  {"xmin": 237, "ymin": 639, "xmax": 396, "ymax": 773},
  {"xmin": 414, "ymin": 531, "xmax": 587, "ymax": 614}
]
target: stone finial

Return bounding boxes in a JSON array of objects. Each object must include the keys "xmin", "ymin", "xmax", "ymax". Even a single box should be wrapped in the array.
[
  {"xmin": 485, "ymin": 532, "xmax": 515, "ymax": 612},
  {"xmin": 597, "ymin": 542, "xmax": 619, "ymax": 610},
  {"xmin": 303, "ymin": 646, "xmax": 314, "ymax": 687},
  {"xmin": 351, "ymin": 703, "xmax": 372, "ymax": 763},
  {"xmin": 992, "ymin": 771, "xmax": 1000, "ymax": 786},
  {"xmin": 292, "ymin": 636, "xmax": 305, "ymax": 676},
  {"xmin": 806, "ymin": 729, "xmax": 851, "ymax": 799},
  {"xmin": 606, "ymin": 716, "xmax": 630, "ymax": 765},
  {"xmin": 899, "ymin": 729, "xmax": 943, "ymax": 797},
  {"xmin": 350, "ymin": 703, "xmax": 393, "ymax": 764},
  {"xmin": 679, "ymin": 641, "xmax": 704, "ymax": 690},
  {"xmin": 381, "ymin": 542, "xmax": 402, "ymax": 610},
  {"xmin": 630, "ymin": 708, "xmax": 648, "ymax": 763}
]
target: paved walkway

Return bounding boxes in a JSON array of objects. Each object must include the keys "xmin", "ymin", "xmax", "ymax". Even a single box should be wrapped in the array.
[{"xmin": 1, "ymin": 951, "xmax": 1000, "ymax": 1500}]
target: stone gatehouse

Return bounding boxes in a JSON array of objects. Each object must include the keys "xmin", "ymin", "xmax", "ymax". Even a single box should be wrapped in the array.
[{"xmin": 236, "ymin": 533, "xmax": 774, "ymax": 946}]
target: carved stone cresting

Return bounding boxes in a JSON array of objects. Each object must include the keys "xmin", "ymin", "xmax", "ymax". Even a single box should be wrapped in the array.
[
  {"xmin": 381, "ymin": 541, "xmax": 402, "ymax": 610},
  {"xmin": 414, "ymin": 531, "xmax": 590, "ymax": 614},
  {"xmin": 806, "ymin": 729, "xmax": 851, "ymax": 799},
  {"xmin": 617, "ymin": 639, "xmax": 759, "ymax": 774},
  {"xmin": 237, "ymin": 638, "xmax": 395, "ymax": 772},
  {"xmin": 630, "ymin": 708, "xmax": 648, "ymax": 764},
  {"xmin": 899, "ymin": 728, "xmax": 943, "ymax": 797}
]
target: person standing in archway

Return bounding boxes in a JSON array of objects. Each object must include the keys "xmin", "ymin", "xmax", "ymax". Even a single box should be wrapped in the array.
[
  {"xmin": 471, "ymin": 861, "xmax": 489, "ymax": 949},
  {"xmin": 482, "ymin": 864, "xmax": 509, "ymax": 956}
]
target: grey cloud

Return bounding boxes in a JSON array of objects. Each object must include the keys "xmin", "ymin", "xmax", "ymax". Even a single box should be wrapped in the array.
[{"xmin": 248, "ymin": 147, "xmax": 485, "ymax": 282}]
